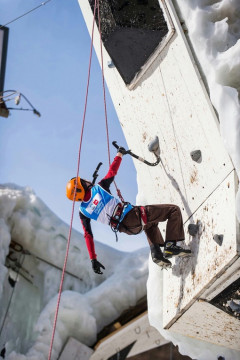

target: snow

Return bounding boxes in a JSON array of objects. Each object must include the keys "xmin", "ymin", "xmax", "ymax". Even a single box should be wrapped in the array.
[
  {"xmin": 173, "ymin": 0, "xmax": 240, "ymax": 219},
  {"xmin": 0, "ymin": 184, "xmax": 148, "ymax": 359},
  {"xmin": 147, "ymin": 1, "xmax": 240, "ymax": 359},
  {"xmin": 1, "ymin": 1, "xmax": 240, "ymax": 359}
]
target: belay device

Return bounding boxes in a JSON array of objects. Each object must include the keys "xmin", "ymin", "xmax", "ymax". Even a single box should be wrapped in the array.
[{"xmin": 112, "ymin": 136, "xmax": 161, "ymax": 166}]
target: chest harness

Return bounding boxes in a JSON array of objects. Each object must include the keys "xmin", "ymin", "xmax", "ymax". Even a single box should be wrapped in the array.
[{"xmin": 79, "ymin": 184, "xmax": 133, "ymax": 240}]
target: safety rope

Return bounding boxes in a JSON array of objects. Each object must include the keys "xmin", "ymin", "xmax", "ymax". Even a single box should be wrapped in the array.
[
  {"xmin": 47, "ymin": 1, "xmax": 98, "ymax": 359},
  {"xmin": 158, "ymin": 60, "xmax": 188, "ymax": 198},
  {"xmin": 48, "ymin": 1, "xmax": 126, "ymax": 357},
  {"xmin": 96, "ymin": 0, "xmax": 125, "ymax": 203}
]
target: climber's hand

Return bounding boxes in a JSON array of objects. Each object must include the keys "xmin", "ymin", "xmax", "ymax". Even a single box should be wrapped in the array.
[
  {"xmin": 117, "ymin": 146, "xmax": 128, "ymax": 155},
  {"xmin": 91, "ymin": 259, "xmax": 105, "ymax": 275}
]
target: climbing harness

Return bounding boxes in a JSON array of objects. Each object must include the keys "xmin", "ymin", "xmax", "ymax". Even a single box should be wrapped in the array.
[
  {"xmin": 110, "ymin": 203, "xmax": 124, "ymax": 241},
  {"xmin": 110, "ymin": 204, "xmax": 148, "ymax": 241},
  {"xmin": 112, "ymin": 141, "xmax": 160, "ymax": 167},
  {"xmin": 110, "ymin": 202, "xmax": 132, "ymax": 241}
]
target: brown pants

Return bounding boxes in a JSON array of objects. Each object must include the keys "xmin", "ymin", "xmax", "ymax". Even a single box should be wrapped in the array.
[{"xmin": 118, "ymin": 204, "xmax": 185, "ymax": 246}]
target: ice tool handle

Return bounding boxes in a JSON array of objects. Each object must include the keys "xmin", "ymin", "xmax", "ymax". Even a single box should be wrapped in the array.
[
  {"xmin": 112, "ymin": 140, "xmax": 160, "ymax": 167},
  {"xmin": 92, "ymin": 162, "xmax": 103, "ymax": 185}
]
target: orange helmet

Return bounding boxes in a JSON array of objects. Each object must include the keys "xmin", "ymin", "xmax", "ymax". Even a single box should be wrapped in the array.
[{"xmin": 66, "ymin": 177, "xmax": 85, "ymax": 201}]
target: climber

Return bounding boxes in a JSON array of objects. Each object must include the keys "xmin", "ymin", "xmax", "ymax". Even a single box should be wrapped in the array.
[{"xmin": 66, "ymin": 146, "xmax": 191, "ymax": 274}]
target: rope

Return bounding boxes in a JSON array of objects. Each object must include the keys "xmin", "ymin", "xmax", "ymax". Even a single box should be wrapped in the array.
[
  {"xmin": 96, "ymin": 0, "xmax": 125, "ymax": 203},
  {"xmin": 0, "ymin": 0, "xmax": 53, "ymax": 29},
  {"xmin": 159, "ymin": 61, "xmax": 188, "ymax": 199},
  {"xmin": 97, "ymin": 0, "xmax": 110, "ymax": 166},
  {"xmin": 48, "ymin": 1, "xmax": 125, "ymax": 357},
  {"xmin": 0, "ymin": 254, "xmax": 25, "ymax": 340},
  {"xmin": 47, "ymin": 1, "xmax": 98, "ymax": 359}
]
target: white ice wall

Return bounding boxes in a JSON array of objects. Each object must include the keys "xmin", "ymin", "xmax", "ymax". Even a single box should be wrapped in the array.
[{"xmin": 78, "ymin": 0, "xmax": 239, "ymax": 349}]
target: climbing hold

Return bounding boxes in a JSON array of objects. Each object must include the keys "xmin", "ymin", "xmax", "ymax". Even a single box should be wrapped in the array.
[
  {"xmin": 190, "ymin": 150, "xmax": 202, "ymax": 163},
  {"xmin": 188, "ymin": 223, "xmax": 199, "ymax": 236},
  {"xmin": 148, "ymin": 136, "xmax": 160, "ymax": 157},
  {"xmin": 8, "ymin": 276, "xmax": 17, "ymax": 288},
  {"xmin": 107, "ymin": 60, "xmax": 115, "ymax": 68},
  {"xmin": 0, "ymin": 347, "xmax": 6, "ymax": 358},
  {"xmin": 213, "ymin": 234, "xmax": 223, "ymax": 246}
]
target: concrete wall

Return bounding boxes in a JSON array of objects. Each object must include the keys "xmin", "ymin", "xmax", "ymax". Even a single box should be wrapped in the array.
[
  {"xmin": 90, "ymin": 312, "xmax": 168, "ymax": 360},
  {"xmin": 78, "ymin": 0, "xmax": 239, "ymax": 350}
]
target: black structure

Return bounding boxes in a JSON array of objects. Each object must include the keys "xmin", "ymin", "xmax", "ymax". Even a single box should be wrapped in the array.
[
  {"xmin": 89, "ymin": 0, "xmax": 169, "ymax": 84},
  {"xmin": 210, "ymin": 276, "xmax": 240, "ymax": 320},
  {"xmin": 107, "ymin": 342, "xmax": 136, "ymax": 360},
  {"xmin": 0, "ymin": 26, "xmax": 9, "ymax": 93}
]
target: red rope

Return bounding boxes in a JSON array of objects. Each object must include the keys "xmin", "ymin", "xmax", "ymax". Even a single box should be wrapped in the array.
[
  {"xmin": 47, "ymin": 1, "xmax": 98, "ymax": 359},
  {"xmin": 48, "ymin": 2, "xmax": 126, "ymax": 358},
  {"xmin": 97, "ymin": 0, "xmax": 125, "ymax": 203},
  {"xmin": 97, "ymin": 0, "xmax": 110, "ymax": 166}
]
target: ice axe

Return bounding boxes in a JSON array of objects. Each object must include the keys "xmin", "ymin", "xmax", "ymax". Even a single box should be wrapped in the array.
[
  {"xmin": 112, "ymin": 136, "xmax": 160, "ymax": 166},
  {"xmin": 92, "ymin": 162, "xmax": 103, "ymax": 185}
]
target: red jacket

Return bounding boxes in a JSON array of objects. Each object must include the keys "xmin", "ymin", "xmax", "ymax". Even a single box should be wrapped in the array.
[{"xmin": 79, "ymin": 155, "xmax": 122, "ymax": 259}]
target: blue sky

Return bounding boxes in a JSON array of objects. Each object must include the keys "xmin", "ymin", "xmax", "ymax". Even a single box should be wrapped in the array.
[{"xmin": 0, "ymin": 0, "xmax": 147, "ymax": 251}]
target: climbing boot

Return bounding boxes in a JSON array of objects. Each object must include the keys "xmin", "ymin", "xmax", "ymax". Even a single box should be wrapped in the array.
[
  {"xmin": 164, "ymin": 242, "xmax": 191, "ymax": 259},
  {"xmin": 150, "ymin": 244, "xmax": 172, "ymax": 269}
]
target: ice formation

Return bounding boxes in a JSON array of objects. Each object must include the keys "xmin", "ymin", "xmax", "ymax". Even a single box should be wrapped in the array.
[
  {"xmin": 0, "ymin": 185, "xmax": 148, "ymax": 359},
  {"xmin": 174, "ymin": 0, "xmax": 240, "ymax": 219}
]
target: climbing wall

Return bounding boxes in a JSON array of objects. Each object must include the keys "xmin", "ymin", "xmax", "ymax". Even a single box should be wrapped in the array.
[{"xmin": 79, "ymin": 0, "xmax": 239, "ymax": 350}]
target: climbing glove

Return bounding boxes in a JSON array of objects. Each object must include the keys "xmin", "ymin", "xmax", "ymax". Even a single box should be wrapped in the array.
[
  {"xmin": 117, "ymin": 146, "xmax": 128, "ymax": 155},
  {"xmin": 91, "ymin": 259, "xmax": 105, "ymax": 275}
]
